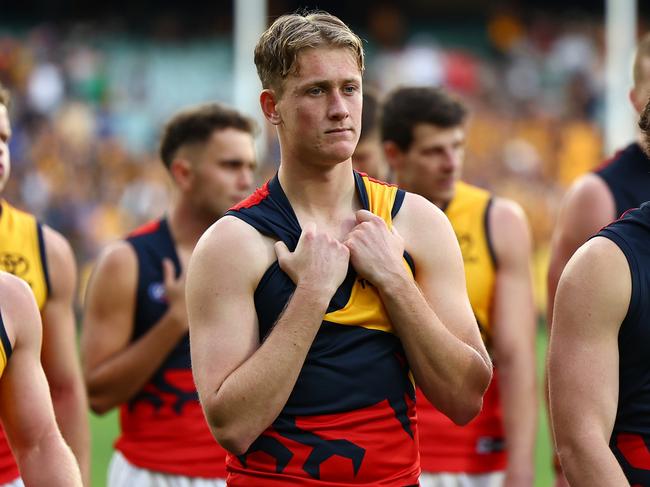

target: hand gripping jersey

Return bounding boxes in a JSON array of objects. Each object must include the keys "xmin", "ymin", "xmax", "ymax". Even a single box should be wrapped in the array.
[
  {"xmin": 597, "ymin": 202, "xmax": 650, "ymax": 486},
  {"xmin": 0, "ymin": 199, "xmax": 49, "ymax": 483},
  {"xmin": 417, "ymin": 181, "xmax": 504, "ymax": 474},
  {"xmin": 114, "ymin": 218, "xmax": 227, "ymax": 478},
  {"xmin": 595, "ymin": 143, "xmax": 650, "ymax": 218},
  {"xmin": 225, "ymin": 171, "xmax": 420, "ymax": 486}
]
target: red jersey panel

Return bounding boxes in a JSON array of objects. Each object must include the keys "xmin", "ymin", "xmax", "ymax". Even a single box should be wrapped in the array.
[
  {"xmin": 115, "ymin": 219, "xmax": 226, "ymax": 477},
  {"xmin": 226, "ymin": 400, "xmax": 420, "ymax": 486},
  {"xmin": 417, "ymin": 370, "xmax": 505, "ymax": 473}
]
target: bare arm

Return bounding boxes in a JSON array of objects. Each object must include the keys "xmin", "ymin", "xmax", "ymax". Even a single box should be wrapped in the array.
[
  {"xmin": 0, "ymin": 272, "xmax": 82, "ymax": 486},
  {"xmin": 548, "ymin": 237, "xmax": 630, "ymax": 487},
  {"xmin": 40, "ymin": 226, "xmax": 90, "ymax": 485},
  {"xmin": 81, "ymin": 241, "xmax": 189, "ymax": 414},
  {"xmin": 345, "ymin": 196, "xmax": 492, "ymax": 425},
  {"xmin": 489, "ymin": 199, "xmax": 537, "ymax": 487},
  {"xmin": 547, "ymin": 174, "xmax": 615, "ymax": 331},
  {"xmin": 188, "ymin": 217, "xmax": 350, "ymax": 455},
  {"xmin": 546, "ymin": 174, "xmax": 615, "ymax": 486}
]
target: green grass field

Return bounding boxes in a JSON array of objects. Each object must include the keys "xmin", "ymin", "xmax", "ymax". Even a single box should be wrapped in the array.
[{"xmin": 88, "ymin": 330, "xmax": 555, "ymax": 487}]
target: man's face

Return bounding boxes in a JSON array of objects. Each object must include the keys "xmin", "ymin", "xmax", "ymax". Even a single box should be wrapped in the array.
[
  {"xmin": 186, "ymin": 127, "xmax": 256, "ymax": 219},
  {"xmin": 0, "ymin": 105, "xmax": 11, "ymax": 193},
  {"xmin": 352, "ymin": 134, "xmax": 387, "ymax": 180},
  {"xmin": 274, "ymin": 47, "xmax": 362, "ymax": 167},
  {"xmin": 392, "ymin": 123, "xmax": 465, "ymax": 207}
]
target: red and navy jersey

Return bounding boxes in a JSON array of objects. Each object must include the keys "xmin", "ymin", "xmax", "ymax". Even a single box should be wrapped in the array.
[
  {"xmin": 114, "ymin": 218, "xmax": 227, "ymax": 478},
  {"xmin": 225, "ymin": 171, "xmax": 420, "ymax": 486},
  {"xmin": 595, "ymin": 143, "xmax": 650, "ymax": 219},
  {"xmin": 597, "ymin": 202, "xmax": 650, "ymax": 486}
]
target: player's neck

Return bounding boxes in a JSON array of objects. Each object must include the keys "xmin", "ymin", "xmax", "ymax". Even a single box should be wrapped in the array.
[
  {"xmin": 167, "ymin": 201, "xmax": 213, "ymax": 248},
  {"xmin": 278, "ymin": 160, "xmax": 357, "ymax": 218}
]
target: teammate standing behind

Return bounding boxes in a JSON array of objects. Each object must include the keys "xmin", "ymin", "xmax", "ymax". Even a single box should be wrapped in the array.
[
  {"xmin": 0, "ymin": 83, "xmax": 90, "ymax": 485},
  {"xmin": 81, "ymin": 103, "xmax": 256, "ymax": 486},
  {"xmin": 382, "ymin": 86, "xmax": 537, "ymax": 487},
  {"xmin": 0, "ymin": 271, "xmax": 82, "ymax": 487},
  {"xmin": 351, "ymin": 88, "xmax": 389, "ymax": 180},
  {"xmin": 546, "ymin": 32, "xmax": 650, "ymax": 487},
  {"xmin": 187, "ymin": 11, "xmax": 491, "ymax": 486},
  {"xmin": 548, "ymin": 98, "xmax": 650, "ymax": 487}
]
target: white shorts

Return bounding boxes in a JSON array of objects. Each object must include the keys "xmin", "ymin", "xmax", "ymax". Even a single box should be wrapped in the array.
[
  {"xmin": 0, "ymin": 478, "xmax": 23, "ymax": 487},
  {"xmin": 419, "ymin": 471, "xmax": 505, "ymax": 487},
  {"xmin": 108, "ymin": 451, "xmax": 226, "ymax": 487}
]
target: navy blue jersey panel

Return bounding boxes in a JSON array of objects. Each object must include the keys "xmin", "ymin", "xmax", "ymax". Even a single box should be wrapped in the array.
[{"xmin": 595, "ymin": 143, "xmax": 650, "ymax": 218}]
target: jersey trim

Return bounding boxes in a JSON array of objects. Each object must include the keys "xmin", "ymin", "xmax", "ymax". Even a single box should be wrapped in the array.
[
  {"xmin": 36, "ymin": 222, "xmax": 51, "ymax": 300},
  {"xmin": 483, "ymin": 198, "xmax": 497, "ymax": 269},
  {"xmin": 0, "ymin": 311, "xmax": 11, "ymax": 363}
]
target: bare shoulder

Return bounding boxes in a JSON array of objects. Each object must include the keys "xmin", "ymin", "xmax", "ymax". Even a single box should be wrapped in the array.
[
  {"xmin": 0, "ymin": 271, "xmax": 35, "ymax": 310},
  {"xmin": 86, "ymin": 240, "xmax": 138, "ymax": 299},
  {"xmin": 192, "ymin": 215, "xmax": 274, "ymax": 278},
  {"xmin": 560, "ymin": 236, "xmax": 630, "ymax": 312},
  {"xmin": 91, "ymin": 240, "xmax": 137, "ymax": 277},
  {"xmin": 41, "ymin": 225, "xmax": 76, "ymax": 271},
  {"xmin": 0, "ymin": 271, "xmax": 41, "ymax": 345},
  {"xmin": 394, "ymin": 191, "xmax": 451, "ymax": 240},
  {"xmin": 488, "ymin": 197, "xmax": 532, "ymax": 262},
  {"xmin": 557, "ymin": 173, "xmax": 615, "ymax": 235},
  {"xmin": 393, "ymin": 192, "xmax": 462, "ymax": 271}
]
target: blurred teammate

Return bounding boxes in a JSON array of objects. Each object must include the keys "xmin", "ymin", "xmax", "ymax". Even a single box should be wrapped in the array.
[
  {"xmin": 81, "ymin": 103, "xmax": 256, "ymax": 486},
  {"xmin": 0, "ymin": 271, "xmax": 83, "ymax": 487},
  {"xmin": 382, "ymin": 86, "xmax": 537, "ymax": 487},
  {"xmin": 546, "ymin": 32, "xmax": 650, "ymax": 487},
  {"xmin": 0, "ymin": 83, "xmax": 90, "ymax": 485},
  {"xmin": 548, "ymin": 97, "xmax": 650, "ymax": 487},
  {"xmin": 351, "ymin": 88, "xmax": 389, "ymax": 180},
  {"xmin": 187, "ymin": 11, "xmax": 492, "ymax": 486}
]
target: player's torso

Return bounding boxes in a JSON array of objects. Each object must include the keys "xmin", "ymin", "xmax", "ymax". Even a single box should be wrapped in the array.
[
  {"xmin": 599, "ymin": 203, "xmax": 650, "ymax": 486},
  {"xmin": 115, "ymin": 218, "xmax": 226, "ymax": 478},
  {"xmin": 0, "ymin": 200, "xmax": 48, "ymax": 310},
  {"xmin": 225, "ymin": 172, "xmax": 420, "ymax": 486},
  {"xmin": 417, "ymin": 181, "xmax": 504, "ymax": 474}
]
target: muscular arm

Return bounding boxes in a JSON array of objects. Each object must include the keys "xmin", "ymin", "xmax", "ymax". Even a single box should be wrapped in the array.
[
  {"xmin": 40, "ymin": 226, "xmax": 90, "ymax": 485},
  {"xmin": 548, "ymin": 237, "xmax": 630, "ymax": 487},
  {"xmin": 547, "ymin": 174, "xmax": 615, "ymax": 331},
  {"xmin": 546, "ymin": 174, "xmax": 616, "ymax": 485},
  {"xmin": 347, "ymin": 195, "xmax": 492, "ymax": 424},
  {"xmin": 490, "ymin": 199, "xmax": 537, "ymax": 486},
  {"xmin": 81, "ymin": 241, "xmax": 188, "ymax": 414},
  {"xmin": 188, "ymin": 217, "xmax": 349, "ymax": 455},
  {"xmin": 0, "ymin": 273, "xmax": 82, "ymax": 486}
]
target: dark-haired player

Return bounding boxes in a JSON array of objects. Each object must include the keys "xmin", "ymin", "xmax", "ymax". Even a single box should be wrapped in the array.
[{"xmin": 81, "ymin": 102, "xmax": 256, "ymax": 486}]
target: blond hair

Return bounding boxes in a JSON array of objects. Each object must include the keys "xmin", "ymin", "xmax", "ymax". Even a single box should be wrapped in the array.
[{"xmin": 254, "ymin": 11, "xmax": 364, "ymax": 94}]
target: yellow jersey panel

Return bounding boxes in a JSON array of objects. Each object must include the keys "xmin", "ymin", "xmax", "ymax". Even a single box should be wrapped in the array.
[
  {"xmin": 0, "ymin": 200, "xmax": 49, "ymax": 310},
  {"xmin": 324, "ymin": 174, "xmax": 413, "ymax": 334},
  {"xmin": 445, "ymin": 181, "xmax": 495, "ymax": 348}
]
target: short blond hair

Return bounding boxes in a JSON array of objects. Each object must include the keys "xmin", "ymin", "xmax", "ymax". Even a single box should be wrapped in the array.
[
  {"xmin": 633, "ymin": 32, "xmax": 650, "ymax": 87},
  {"xmin": 254, "ymin": 11, "xmax": 364, "ymax": 93}
]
